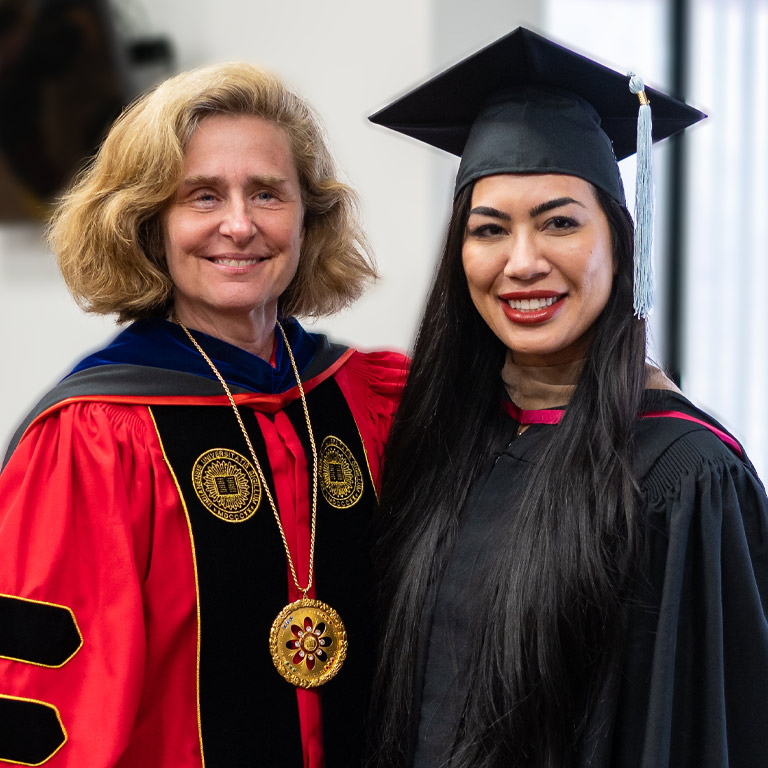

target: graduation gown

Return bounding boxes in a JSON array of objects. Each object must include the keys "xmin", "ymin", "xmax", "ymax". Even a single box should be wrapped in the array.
[
  {"xmin": 413, "ymin": 389, "xmax": 768, "ymax": 768},
  {"xmin": 0, "ymin": 318, "xmax": 407, "ymax": 768}
]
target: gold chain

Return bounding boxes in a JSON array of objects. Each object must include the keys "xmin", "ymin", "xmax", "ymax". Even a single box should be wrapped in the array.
[{"xmin": 177, "ymin": 320, "xmax": 318, "ymax": 597}]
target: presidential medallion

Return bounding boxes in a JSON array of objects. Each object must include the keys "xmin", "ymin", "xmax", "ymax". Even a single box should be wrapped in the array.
[
  {"xmin": 179, "ymin": 321, "xmax": 350, "ymax": 688},
  {"xmin": 318, "ymin": 435, "xmax": 364, "ymax": 509},
  {"xmin": 269, "ymin": 598, "xmax": 347, "ymax": 688},
  {"xmin": 191, "ymin": 448, "xmax": 261, "ymax": 523}
]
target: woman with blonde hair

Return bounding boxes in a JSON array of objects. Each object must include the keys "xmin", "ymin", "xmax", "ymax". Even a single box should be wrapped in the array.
[{"xmin": 0, "ymin": 62, "xmax": 405, "ymax": 767}]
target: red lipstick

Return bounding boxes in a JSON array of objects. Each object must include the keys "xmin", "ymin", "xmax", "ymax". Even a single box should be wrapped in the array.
[{"xmin": 500, "ymin": 293, "xmax": 565, "ymax": 325}]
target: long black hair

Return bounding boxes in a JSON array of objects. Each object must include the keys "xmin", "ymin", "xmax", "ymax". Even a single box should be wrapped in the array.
[{"xmin": 370, "ymin": 182, "xmax": 647, "ymax": 767}]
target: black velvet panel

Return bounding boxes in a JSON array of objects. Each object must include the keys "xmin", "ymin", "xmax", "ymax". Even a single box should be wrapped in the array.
[
  {"xmin": 151, "ymin": 402, "xmax": 301, "ymax": 766},
  {"xmin": 0, "ymin": 696, "xmax": 66, "ymax": 765},
  {"xmin": 281, "ymin": 380, "xmax": 378, "ymax": 767},
  {"xmin": 0, "ymin": 595, "xmax": 81, "ymax": 667},
  {"xmin": 150, "ymin": 378, "xmax": 377, "ymax": 766}
]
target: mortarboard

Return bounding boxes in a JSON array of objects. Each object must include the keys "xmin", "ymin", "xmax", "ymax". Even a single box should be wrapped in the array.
[{"xmin": 369, "ymin": 27, "xmax": 706, "ymax": 317}]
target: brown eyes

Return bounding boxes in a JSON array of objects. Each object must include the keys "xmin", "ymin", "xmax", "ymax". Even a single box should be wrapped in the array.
[
  {"xmin": 545, "ymin": 216, "xmax": 578, "ymax": 230},
  {"xmin": 467, "ymin": 217, "xmax": 579, "ymax": 238},
  {"xmin": 467, "ymin": 223, "xmax": 506, "ymax": 238}
]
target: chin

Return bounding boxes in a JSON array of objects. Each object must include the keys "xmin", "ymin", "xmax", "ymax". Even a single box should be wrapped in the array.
[
  {"xmin": 511, "ymin": 338, "xmax": 593, "ymax": 367},
  {"xmin": 500, "ymin": 336, "xmax": 561, "ymax": 361},
  {"xmin": 206, "ymin": 292, "xmax": 275, "ymax": 313}
]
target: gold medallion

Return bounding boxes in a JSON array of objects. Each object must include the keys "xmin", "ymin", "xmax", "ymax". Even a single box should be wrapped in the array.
[
  {"xmin": 269, "ymin": 598, "xmax": 347, "ymax": 688},
  {"xmin": 191, "ymin": 448, "xmax": 261, "ymax": 523},
  {"xmin": 179, "ymin": 320, "xmax": 350, "ymax": 688},
  {"xmin": 319, "ymin": 435, "xmax": 364, "ymax": 509}
]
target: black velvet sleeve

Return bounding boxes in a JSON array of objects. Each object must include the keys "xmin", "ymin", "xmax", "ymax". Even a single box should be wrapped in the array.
[{"xmin": 607, "ymin": 429, "xmax": 768, "ymax": 768}]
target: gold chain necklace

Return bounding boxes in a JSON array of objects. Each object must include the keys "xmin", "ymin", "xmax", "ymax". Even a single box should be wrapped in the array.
[{"xmin": 177, "ymin": 319, "xmax": 347, "ymax": 688}]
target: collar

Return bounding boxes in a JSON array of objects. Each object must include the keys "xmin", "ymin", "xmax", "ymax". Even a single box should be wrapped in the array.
[
  {"xmin": 501, "ymin": 353, "xmax": 682, "ymax": 425},
  {"xmin": 68, "ymin": 316, "xmax": 322, "ymax": 395},
  {"xmin": 501, "ymin": 351, "xmax": 583, "ymax": 411}
]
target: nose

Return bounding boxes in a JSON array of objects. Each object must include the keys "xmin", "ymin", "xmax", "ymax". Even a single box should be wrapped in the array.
[
  {"xmin": 219, "ymin": 197, "xmax": 256, "ymax": 244},
  {"xmin": 502, "ymin": 231, "xmax": 550, "ymax": 281}
]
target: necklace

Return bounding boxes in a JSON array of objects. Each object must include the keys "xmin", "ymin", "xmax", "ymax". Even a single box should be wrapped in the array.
[{"xmin": 177, "ymin": 319, "xmax": 347, "ymax": 688}]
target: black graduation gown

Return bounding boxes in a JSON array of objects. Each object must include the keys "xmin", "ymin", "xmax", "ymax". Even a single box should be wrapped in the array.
[{"xmin": 413, "ymin": 390, "xmax": 768, "ymax": 768}]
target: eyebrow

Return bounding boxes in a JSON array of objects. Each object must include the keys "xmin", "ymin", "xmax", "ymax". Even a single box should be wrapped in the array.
[
  {"xmin": 468, "ymin": 197, "xmax": 586, "ymax": 221},
  {"xmin": 178, "ymin": 173, "xmax": 289, "ymax": 188},
  {"xmin": 468, "ymin": 205, "xmax": 511, "ymax": 220},
  {"xmin": 529, "ymin": 197, "xmax": 585, "ymax": 217}
]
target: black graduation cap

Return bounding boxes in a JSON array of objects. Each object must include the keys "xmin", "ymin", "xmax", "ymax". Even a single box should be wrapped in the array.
[{"xmin": 369, "ymin": 27, "xmax": 705, "ymax": 205}]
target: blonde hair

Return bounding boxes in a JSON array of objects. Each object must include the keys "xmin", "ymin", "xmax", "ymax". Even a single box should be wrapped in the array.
[{"xmin": 47, "ymin": 62, "xmax": 375, "ymax": 322}]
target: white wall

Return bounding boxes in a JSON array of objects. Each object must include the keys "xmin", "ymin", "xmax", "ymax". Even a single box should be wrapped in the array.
[
  {"xmin": 545, "ymin": 0, "xmax": 768, "ymax": 480},
  {"xmin": 0, "ymin": 0, "xmax": 542, "ymax": 451},
  {"xmin": 4, "ymin": 1, "xmax": 765, "ymax": 479}
]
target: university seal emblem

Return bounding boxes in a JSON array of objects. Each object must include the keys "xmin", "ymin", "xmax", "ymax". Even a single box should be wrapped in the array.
[
  {"xmin": 191, "ymin": 448, "xmax": 261, "ymax": 522},
  {"xmin": 318, "ymin": 435, "xmax": 364, "ymax": 509}
]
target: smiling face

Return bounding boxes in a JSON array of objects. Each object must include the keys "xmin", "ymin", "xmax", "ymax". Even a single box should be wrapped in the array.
[
  {"xmin": 163, "ymin": 113, "xmax": 304, "ymax": 331},
  {"xmin": 462, "ymin": 174, "xmax": 615, "ymax": 367}
]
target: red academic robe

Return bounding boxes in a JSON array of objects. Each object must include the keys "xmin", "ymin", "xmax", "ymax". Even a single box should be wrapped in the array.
[{"xmin": 0, "ymin": 331, "xmax": 407, "ymax": 767}]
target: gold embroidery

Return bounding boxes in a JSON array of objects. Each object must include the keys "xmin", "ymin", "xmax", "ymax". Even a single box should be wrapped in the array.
[
  {"xmin": 0, "ymin": 594, "xmax": 82, "ymax": 668},
  {"xmin": 148, "ymin": 408, "xmax": 206, "ymax": 767},
  {"xmin": 318, "ymin": 436, "xmax": 364, "ymax": 509},
  {"xmin": 191, "ymin": 449, "xmax": 261, "ymax": 523},
  {"xmin": 352, "ymin": 419, "xmax": 379, "ymax": 502},
  {"xmin": 0, "ymin": 694, "xmax": 67, "ymax": 766}
]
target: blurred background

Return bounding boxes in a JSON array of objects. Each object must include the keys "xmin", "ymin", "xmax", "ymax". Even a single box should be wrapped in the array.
[{"xmin": 1, "ymin": 0, "xmax": 766, "ymax": 479}]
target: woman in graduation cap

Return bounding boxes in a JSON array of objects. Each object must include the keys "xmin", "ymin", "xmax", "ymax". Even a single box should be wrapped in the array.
[
  {"xmin": 0, "ymin": 63, "xmax": 406, "ymax": 767},
  {"xmin": 369, "ymin": 28, "xmax": 768, "ymax": 768}
]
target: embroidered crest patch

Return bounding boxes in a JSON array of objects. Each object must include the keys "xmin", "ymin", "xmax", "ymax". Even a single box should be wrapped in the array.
[
  {"xmin": 318, "ymin": 435, "xmax": 364, "ymax": 509},
  {"xmin": 192, "ymin": 448, "xmax": 261, "ymax": 522}
]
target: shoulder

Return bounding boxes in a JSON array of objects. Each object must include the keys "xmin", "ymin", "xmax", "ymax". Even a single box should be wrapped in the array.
[
  {"xmin": 635, "ymin": 390, "xmax": 763, "ymax": 500},
  {"xmin": 20, "ymin": 399, "xmax": 154, "ymax": 445},
  {"xmin": 327, "ymin": 349, "xmax": 408, "ymax": 474},
  {"xmin": 4, "ymin": 395, "xmax": 159, "ymax": 470},
  {"xmin": 3, "ymin": 363, "xmax": 222, "ymax": 466},
  {"xmin": 335, "ymin": 348, "xmax": 409, "ymax": 401}
]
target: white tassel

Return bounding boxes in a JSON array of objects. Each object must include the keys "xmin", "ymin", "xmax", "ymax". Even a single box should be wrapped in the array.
[{"xmin": 629, "ymin": 73, "xmax": 654, "ymax": 318}]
